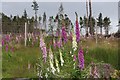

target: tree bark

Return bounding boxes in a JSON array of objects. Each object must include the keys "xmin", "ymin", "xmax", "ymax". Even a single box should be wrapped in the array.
[
  {"xmin": 89, "ymin": 0, "xmax": 93, "ymax": 35},
  {"xmin": 86, "ymin": 0, "xmax": 89, "ymax": 36},
  {"xmin": 100, "ymin": 27, "xmax": 102, "ymax": 35}
]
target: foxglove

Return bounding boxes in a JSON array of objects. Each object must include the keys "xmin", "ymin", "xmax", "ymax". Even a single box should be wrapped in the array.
[
  {"xmin": 70, "ymin": 31, "xmax": 73, "ymax": 41},
  {"xmin": 57, "ymin": 37, "xmax": 62, "ymax": 48},
  {"xmin": 62, "ymin": 26, "xmax": 67, "ymax": 43},
  {"xmin": 53, "ymin": 39, "xmax": 57, "ymax": 49},
  {"xmin": 76, "ymin": 17, "xmax": 80, "ymax": 42},
  {"xmin": 55, "ymin": 56, "xmax": 60, "ymax": 73},
  {"xmin": 49, "ymin": 47, "xmax": 56, "ymax": 74},
  {"xmin": 59, "ymin": 49, "xmax": 64, "ymax": 66},
  {"xmin": 78, "ymin": 48, "xmax": 84, "ymax": 70},
  {"xmin": 2, "ymin": 39, "xmax": 4, "ymax": 46},
  {"xmin": 6, "ymin": 35, "xmax": 10, "ymax": 42},
  {"xmin": 90, "ymin": 62, "xmax": 100, "ymax": 78},
  {"xmin": 40, "ymin": 36, "xmax": 47, "ymax": 63},
  {"xmin": 73, "ymin": 54, "xmax": 77, "ymax": 69},
  {"xmin": 45, "ymin": 73, "xmax": 48, "ymax": 78},
  {"xmin": 50, "ymin": 59, "xmax": 56, "ymax": 74},
  {"xmin": 16, "ymin": 36, "xmax": 19, "ymax": 43},
  {"xmin": 5, "ymin": 44, "xmax": 9, "ymax": 52},
  {"xmin": 28, "ymin": 33, "xmax": 31, "ymax": 42},
  {"xmin": 73, "ymin": 54, "xmax": 77, "ymax": 61},
  {"xmin": 11, "ymin": 47, "xmax": 14, "ymax": 52},
  {"xmin": 72, "ymin": 29, "xmax": 77, "ymax": 51},
  {"xmin": 49, "ymin": 47, "xmax": 54, "ymax": 62}
]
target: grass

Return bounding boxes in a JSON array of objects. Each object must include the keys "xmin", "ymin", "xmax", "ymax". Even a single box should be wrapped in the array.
[
  {"xmin": 2, "ymin": 37, "xmax": 119, "ymax": 78},
  {"xmin": 2, "ymin": 47, "xmax": 40, "ymax": 78},
  {"xmin": 85, "ymin": 47, "xmax": 118, "ymax": 69}
]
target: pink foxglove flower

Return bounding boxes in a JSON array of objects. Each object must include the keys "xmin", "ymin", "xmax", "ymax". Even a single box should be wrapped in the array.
[
  {"xmin": 40, "ymin": 36, "xmax": 47, "ymax": 63},
  {"xmin": 90, "ymin": 62, "xmax": 100, "ymax": 78},
  {"xmin": 57, "ymin": 37, "xmax": 62, "ymax": 48},
  {"xmin": 5, "ymin": 44, "xmax": 8, "ymax": 52},
  {"xmin": 78, "ymin": 47, "xmax": 84, "ymax": 70},
  {"xmin": 2, "ymin": 39, "xmax": 4, "ymax": 46},
  {"xmin": 75, "ymin": 15, "xmax": 80, "ymax": 42},
  {"xmin": 70, "ymin": 31, "xmax": 73, "ymax": 41},
  {"xmin": 62, "ymin": 26, "xmax": 67, "ymax": 43},
  {"xmin": 6, "ymin": 35, "xmax": 10, "ymax": 42}
]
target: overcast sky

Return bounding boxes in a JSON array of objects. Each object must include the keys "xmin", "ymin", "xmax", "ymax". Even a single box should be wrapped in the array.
[{"xmin": 1, "ymin": 1, "xmax": 120, "ymax": 33}]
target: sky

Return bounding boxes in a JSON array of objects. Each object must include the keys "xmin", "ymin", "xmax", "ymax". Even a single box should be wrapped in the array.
[
  {"xmin": 1, "ymin": 0, "xmax": 120, "ymax": 2},
  {"xmin": 1, "ymin": 1, "xmax": 120, "ymax": 34}
]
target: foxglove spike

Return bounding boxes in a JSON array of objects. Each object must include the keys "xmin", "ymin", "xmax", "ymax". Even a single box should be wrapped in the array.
[{"xmin": 78, "ymin": 48, "xmax": 84, "ymax": 70}]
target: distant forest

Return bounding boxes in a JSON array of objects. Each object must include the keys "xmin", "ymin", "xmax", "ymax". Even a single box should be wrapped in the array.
[{"xmin": 1, "ymin": 11, "xmax": 35, "ymax": 34}]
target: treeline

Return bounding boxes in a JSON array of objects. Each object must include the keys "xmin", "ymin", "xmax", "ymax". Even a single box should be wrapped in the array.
[
  {"xmin": 2, "ymin": 11, "xmax": 34, "ymax": 34},
  {"xmin": 2, "ymin": 11, "xmax": 112, "ymax": 36}
]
